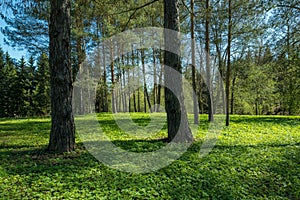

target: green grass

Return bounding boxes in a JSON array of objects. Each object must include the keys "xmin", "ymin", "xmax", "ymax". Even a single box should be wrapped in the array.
[{"xmin": 0, "ymin": 114, "xmax": 299, "ymax": 199}]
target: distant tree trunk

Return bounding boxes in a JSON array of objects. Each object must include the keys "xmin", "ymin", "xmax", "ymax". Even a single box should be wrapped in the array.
[
  {"xmin": 142, "ymin": 49, "xmax": 151, "ymax": 112},
  {"xmin": 164, "ymin": 0, "xmax": 194, "ymax": 142},
  {"xmin": 153, "ymin": 48, "xmax": 157, "ymax": 112},
  {"xmin": 122, "ymin": 68, "xmax": 127, "ymax": 111},
  {"xmin": 48, "ymin": 0, "xmax": 75, "ymax": 153},
  {"xmin": 215, "ymin": 33, "xmax": 226, "ymax": 114},
  {"xmin": 127, "ymin": 53, "xmax": 131, "ymax": 112},
  {"xmin": 226, "ymin": 0, "xmax": 232, "ymax": 126},
  {"xmin": 102, "ymin": 42, "xmax": 108, "ymax": 112},
  {"xmin": 137, "ymin": 62, "xmax": 141, "ymax": 112},
  {"xmin": 132, "ymin": 49, "xmax": 137, "ymax": 112},
  {"xmin": 191, "ymin": 0, "xmax": 199, "ymax": 124},
  {"xmin": 157, "ymin": 50, "xmax": 163, "ymax": 112},
  {"xmin": 75, "ymin": 9, "xmax": 86, "ymax": 114},
  {"xmin": 230, "ymin": 75, "xmax": 236, "ymax": 115},
  {"xmin": 110, "ymin": 40, "xmax": 116, "ymax": 113},
  {"xmin": 205, "ymin": 0, "xmax": 214, "ymax": 122}
]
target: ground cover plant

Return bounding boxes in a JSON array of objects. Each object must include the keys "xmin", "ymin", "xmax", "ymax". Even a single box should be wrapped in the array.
[{"xmin": 0, "ymin": 114, "xmax": 299, "ymax": 199}]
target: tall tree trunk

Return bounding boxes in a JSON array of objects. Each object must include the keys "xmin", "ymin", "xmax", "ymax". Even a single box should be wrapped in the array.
[
  {"xmin": 110, "ymin": 40, "xmax": 116, "ymax": 113},
  {"xmin": 226, "ymin": 0, "xmax": 232, "ymax": 126},
  {"xmin": 191, "ymin": 0, "xmax": 199, "ymax": 124},
  {"xmin": 127, "ymin": 53, "xmax": 131, "ymax": 112},
  {"xmin": 137, "ymin": 63, "xmax": 141, "ymax": 112},
  {"xmin": 132, "ymin": 49, "xmax": 137, "ymax": 112},
  {"xmin": 153, "ymin": 48, "xmax": 157, "ymax": 112},
  {"xmin": 205, "ymin": 0, "xmax": 214, "ymax": 122},
  {"xmin": 122, "ymin": 68, "xmax": 127, "ymax": 112},
  {"xmin": 230, "ymin": 75, "xmax": 236, "ymax": 114},
  {"xmin": 48, "ymin": 0, "xmax": 75, "ymax": 153},
  {"xmin": 157, "ymin": 50, "xmax": 164, "ymax": 112},
  {"xmin": 75, "ymin": 11, "xmax": 85, "ymax": 114},
  {"xmin": 142, "ymin": 49, "xmax": 151, "ymax": 112},
  {"xmin": 164, "ymin": 0, "xmax": 194, "ymax": 142},
  {"xmin": 102, "ymin": 42, "xmax": 108, "ymax": 112}
]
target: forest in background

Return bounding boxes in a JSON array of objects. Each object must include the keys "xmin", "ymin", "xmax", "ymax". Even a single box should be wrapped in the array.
[{"xmin": 0, "ymin": 0, "xmax": 299, "ymax": 118}]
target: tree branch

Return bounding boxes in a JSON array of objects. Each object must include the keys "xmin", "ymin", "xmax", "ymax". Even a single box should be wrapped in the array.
[
  {"xmin": 276, "ymin": 4, "xmax": 300, "ymax": 11},
  {"xmin": 120, "ymin": 0, "xmax": 160, "ymax": 31}
]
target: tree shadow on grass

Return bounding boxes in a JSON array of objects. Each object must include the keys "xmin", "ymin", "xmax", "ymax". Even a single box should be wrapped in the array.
[
  {"xmin": 1, "ymin": 138, "xmax": 299, "ymax": 199},
  {"xmin": 230, "ymin": 115, "xmax": 300, "ymax": 126}
]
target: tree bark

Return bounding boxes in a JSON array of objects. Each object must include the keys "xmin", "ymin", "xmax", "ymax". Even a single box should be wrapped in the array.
[
  {"xmin": 164, "ymin": 0, "xmax": 194, "ymax": 142},
  {"xmin": 132, "ymin": 49, "xmax": 137, "ymax": 112},
  {"xmin": 205, "ymin": 0, "xmax": 214, "ymax": 122},
  {"xmin": 153, "ymin": 48, "xmax": 157, "ymax": 112},
  {"xmin": 110, "ymin": 40, "xmax": 116, "ymax": 113},
  {"xmin": 226, "ymin": 0, "xmax": 232, "ymax": 126},
  {"xmin": 191, "ymin": 0, "xmax": 199, "ymax": 124},
  {"xmin": 230, "ymin": 75, "xmax": 236, "ymax": 115},
  {"xmin": 142, "ymin": 49, "xmax": 152, "ymax": 112},
  {"xmin": 157, "ymin": 50, "xmax": 163, "ymax": 112},
  {"xmin": 48, "ymin": 0, "xmax": 75, "ymax": 153}
]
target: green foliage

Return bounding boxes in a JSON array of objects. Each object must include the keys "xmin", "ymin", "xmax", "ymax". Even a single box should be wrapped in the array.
[
  {"xmin": 0, "ymin": 50, "xmax": 50, "ymax": 117},
  {"xmin": 0, "ymin": 114, "xmax": 299, "ymax": 199}
]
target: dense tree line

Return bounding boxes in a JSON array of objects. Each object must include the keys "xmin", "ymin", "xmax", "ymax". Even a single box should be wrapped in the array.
[
  {"xmin": 2, "ymin": 0, "xmax": 300, "ymax": 120},
  {"xmin": 0, "ymin": 48, "xmax": 50, "ymax": 117},
  {"xmin": 1, "ymin": 0, "xmax": 299, "ymax": 118}
]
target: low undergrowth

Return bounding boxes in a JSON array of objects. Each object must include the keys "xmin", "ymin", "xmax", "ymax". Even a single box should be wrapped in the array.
[{"xmin": 0, "ymin": 114, "xmax": 299, "ymax": 199}]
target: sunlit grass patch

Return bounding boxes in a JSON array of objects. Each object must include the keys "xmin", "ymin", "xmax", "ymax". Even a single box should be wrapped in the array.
[{"xmin": 0, "ymin": 114, "xmax": 299, "ymax": 199}]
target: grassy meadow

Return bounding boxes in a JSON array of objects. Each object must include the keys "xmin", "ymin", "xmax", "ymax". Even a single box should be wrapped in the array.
[{"xmin": 0, "ymin": 114, "xmax": 299, "ymax": 199}]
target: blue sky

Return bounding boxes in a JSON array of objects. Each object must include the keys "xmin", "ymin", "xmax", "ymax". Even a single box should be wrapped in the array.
[{"xmin": 0, "ymin": 18, "xmax": 28, "ymax": 60}]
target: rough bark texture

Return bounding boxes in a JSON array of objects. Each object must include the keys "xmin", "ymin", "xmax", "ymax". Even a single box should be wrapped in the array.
[
  {"xmin": 164, "ymin": 0, "xmax": 194, "ymax": 142},
  {"xmin": 48, "ymin": 0, "xmax": 75, "ymax": 153}
]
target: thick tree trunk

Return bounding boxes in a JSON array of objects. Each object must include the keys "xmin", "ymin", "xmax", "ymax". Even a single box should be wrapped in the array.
[
  {"xmin": 48, "ymin": 0, "xmax": 75, "ymax": 153},
  {"xmin": 164, "ymin": 0, "xmax": 194, "ymax": 142}
]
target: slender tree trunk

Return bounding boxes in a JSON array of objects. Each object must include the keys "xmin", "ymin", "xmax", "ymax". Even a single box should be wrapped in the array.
[
  {"xmin": 137, "ymin": 63, "xmax": 141, "ymax": 112},
  {"xmin": 226, "ymin": 0, "xmax": 232, "ymax": 126},
  {"xmin": 157, "ymin": 50, "xmax": 163, "ymax": 112},
  {"xmin": 75, "ymin": 14, "xmax": 86, "ymax": 114},
  {"xmin": 153, "ymin": 48, "xmax": 157, "ymax": 112},
  {"xmin": 122, "ymin": 68, "xmax": 127, "ymax": 111},
  {"xmin": 191, "ymin": 0, "xmax": 199, "ymax": 124},
  {"xmin": 230, "ymin": 75, "xmax": 236, "ymax": 114},
  {"xmin": 48, "ymin": 0, "xmax": 75, "ymax": 153},
  {"xmin": 110, "ymin": 40, "xmax": 116, "ymax": 113},
  {"xmin": 142, "ymin": 49, "xmax": 151, "ymax": 112},
  {"xmin": 132, "ymin": 49, "xmax": 137, "ymax": 112},
  {"xmin": 121, "ymin": 49, "xmax": 127, "ymax": 112},
  {"xmin": 127, "ymin": 61, "xmax": 131, "ymax": 112},
  {"xmin": 205, "ymin": 0, "xmax": 214, "ymax": 122},
  {"xmin": 164, "ymin": 0, "xmax": 194, "ymax": 142},
  {"xmin": 102, "ymin": 43, "xmax": 108, "ymax": 112}
]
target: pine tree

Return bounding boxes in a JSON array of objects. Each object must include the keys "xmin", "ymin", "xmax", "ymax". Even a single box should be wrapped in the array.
[{"xmin": 35, "ymin": 53, "xmax": 50, "ymax": 116}]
